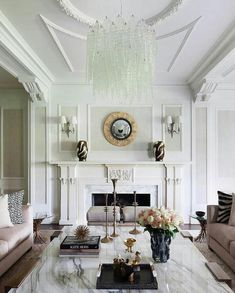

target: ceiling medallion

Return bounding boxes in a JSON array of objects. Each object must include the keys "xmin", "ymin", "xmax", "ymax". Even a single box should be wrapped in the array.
[
  {"xmin": 57, "ymin": 0, "xmax": 184, "ymax": 26},
  {"xmin": 103, "ymin": 112, "xmax": 137, "ymax": 147}
]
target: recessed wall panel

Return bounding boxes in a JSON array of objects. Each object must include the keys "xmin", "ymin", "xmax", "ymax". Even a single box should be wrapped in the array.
[
  {"xmin": 195, "ymin": 108, "xmax": 207, "ymax": 204},
  {"xmin": 3, "ymin": 109, "xmax": 23, "ymax": 178},
  {"xmin": 35, "ymin": 107, "xmax": 47, "ymax": 204},
  {"xmin": 217, "ymin": 110, "xmax": 235, "ymax": 178}
]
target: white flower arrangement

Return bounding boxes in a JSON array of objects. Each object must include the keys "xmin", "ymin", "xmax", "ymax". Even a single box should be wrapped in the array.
[{"xmin": 138, "ymin": 206, "xmax": 183, "ymax": 237}]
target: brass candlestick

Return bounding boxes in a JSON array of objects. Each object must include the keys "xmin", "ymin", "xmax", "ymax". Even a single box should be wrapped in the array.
[
  {"xmin": 111, "ymin": 179, "xmax": 119, "ymax": 238},
  {"xmin": 129, "ymin": 191, "xmax": 142, "ymax": 235},
  {"xmin": 101, "ymin": 193, "xmax": 113, "ymax": 243}
]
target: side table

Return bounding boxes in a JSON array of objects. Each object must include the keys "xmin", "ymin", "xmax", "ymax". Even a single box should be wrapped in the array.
[
  {"xmin": 191, "ymin": 215, "xmax": 207, "ymax": 242},
  {"xmin": 33, "ymin": 217, "xmax": 46, "ymax": 243}
]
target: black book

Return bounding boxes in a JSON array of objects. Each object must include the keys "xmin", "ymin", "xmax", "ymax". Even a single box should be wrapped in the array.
[{"xmin": 60, "ymin": 236, "xmax": 101, "ymax": 249}]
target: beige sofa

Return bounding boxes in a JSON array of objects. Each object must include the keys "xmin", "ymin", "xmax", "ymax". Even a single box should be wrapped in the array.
[
  {"xmin": 0, "ymin": 205, "xmax": 33, "ymax": 276},
  {"xmin": 207, "ymin": 205, "xmax": 235, "ymax": 272}
]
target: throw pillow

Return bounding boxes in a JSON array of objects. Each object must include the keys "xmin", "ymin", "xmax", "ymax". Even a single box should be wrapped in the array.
[
  {"xmin": 0, "ymin": 194, "xmax": 13, "ymax": 228},
  {"xmin": 217, "ymin": 191, "xmax": 233, "ymax": 223},
  {"xmin": 8, "ymin": 190, "xmax": 24, "ymax": 224},
  {"xmin": 229, "ymin": 194, "xmax": 235, "ymax": 226}
]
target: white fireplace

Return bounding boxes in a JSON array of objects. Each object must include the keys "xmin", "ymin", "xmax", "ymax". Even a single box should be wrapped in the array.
[
  {"xmin": 85, "ymin": 184, "xmax": 159, "ymax": 211},
  {"xmin": 51, "ymin": 161, "xmax": 185, "ymax": 225}
]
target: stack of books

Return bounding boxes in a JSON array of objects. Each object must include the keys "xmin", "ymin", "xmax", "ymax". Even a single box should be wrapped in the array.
[{"xmin": 59, "ymin": 235, "xmax": 101, "ymax": 257}]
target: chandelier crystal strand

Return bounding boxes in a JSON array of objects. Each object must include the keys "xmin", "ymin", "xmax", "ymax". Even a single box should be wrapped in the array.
[{"xmin": 87, "ymin": 15, "xmax": 157, "ymax": 98}]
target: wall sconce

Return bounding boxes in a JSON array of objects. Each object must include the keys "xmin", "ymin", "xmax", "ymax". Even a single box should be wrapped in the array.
[
  {"xmin": 60, "ymin": 115, "xmax": 77, "ymax": 137},
  {"xmin": 165, "ymin": 115, "xmax": 182, "ymax": 138}
]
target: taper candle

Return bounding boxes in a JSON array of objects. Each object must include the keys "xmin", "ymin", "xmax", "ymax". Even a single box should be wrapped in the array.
[{"xmin": 105, "ymin": 193, "xmax": 108, "ymax": 207}]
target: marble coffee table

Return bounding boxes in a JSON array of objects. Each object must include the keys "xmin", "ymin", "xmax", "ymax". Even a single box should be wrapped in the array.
[{"xmin": 8, "ymin": 226, "xmax": 233, "ymax": 293}]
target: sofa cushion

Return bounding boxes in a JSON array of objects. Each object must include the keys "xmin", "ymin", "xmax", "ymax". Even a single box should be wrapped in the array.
[
  {"xmin": 8, "ymin": 190, "xmax": 24, "ymax": 224},
  {"xmin": 217, "ymin": 191, "xmax": 233, "ymax": 223},
  {"xmin": 209, "ymin": 222, "xmax": 235, "ymax": 252},
  {"xmin": 229, "ymin": 195, "xmax": 235, "ymax": 226},
  {"xmin": 230, "ymin": 241, "xmax": 235, "ymax": 258},
  {"xmin": 87, "ymin": 206, "xmax": 120, "ymax": 222},
  {"xmin": 0, "ymin": 240, "xmax": 8, "ymax": 260},
  {"xmin": 0, "ymin": 194, "xmax": 13, "ymax": 228},
  {"xmin": 0, "ymin": 223, "xmax": 31, "ymax": 252},
  {"xmin": 123, "ymin": 206, "xmax": 146, "ymax": 222}
]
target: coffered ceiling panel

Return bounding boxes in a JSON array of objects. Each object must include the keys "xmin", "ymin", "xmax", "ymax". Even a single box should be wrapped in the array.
[{"xmin": 0, "ymin": 0, "xmax": 235, "ymax": 85}]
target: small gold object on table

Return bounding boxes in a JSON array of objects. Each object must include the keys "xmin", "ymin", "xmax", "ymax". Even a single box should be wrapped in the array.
[
  {"xmin": 124, "ymin": 238, "xmax": 136, "ymax": 253},
  {"xmin": 101, "ymin": 194, "xmax": 113, "ymax": 243},
  {"xmin": 129, "ymin": 191, "xmax": 142, "ymax": 235},
  {"xmin": 74, "ymin": 225, "xmax": 90, "ymax": 240},
  {"xmin": 111, "ymin": 179, "xmax": 119, "ymax": 238}
]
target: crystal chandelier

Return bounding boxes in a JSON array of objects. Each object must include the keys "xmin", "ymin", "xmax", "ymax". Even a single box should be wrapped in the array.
[{"xmin": 87, "ymin": 15, "xmax": 157, "ymax": 98}]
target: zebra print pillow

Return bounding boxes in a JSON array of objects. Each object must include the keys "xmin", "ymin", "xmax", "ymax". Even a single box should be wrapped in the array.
[
  {"xmin": 217, "ymin": 191, "xmax": 233, "ymax": 223},
  {"xmin": 8, "ymin": 190, "xmax": 24, "ymax": 224}
]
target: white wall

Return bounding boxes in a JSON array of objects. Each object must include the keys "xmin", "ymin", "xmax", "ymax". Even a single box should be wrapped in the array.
[
  {"xmin": 43, "ymin": 84, "xmax": 193, "ymax": 222},
  {"xmin": 3, "ymin": 85, "xmax": 234, "ymax": 223},
  {"xmin": 193, "ymin": 89, "xmax": 235, "ymax": 215},
  {"xmin": 0, "ymin": 89, "xmax": 29, "ymax": 202}
]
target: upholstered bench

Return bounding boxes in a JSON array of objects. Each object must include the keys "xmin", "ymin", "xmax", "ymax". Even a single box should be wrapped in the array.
[
  {"xmin": 122, "ymin": 206, "xmax": 145, "ymax": 222},
  {"xmin": 87, "ymin": 206, "xmax": 121, "ymax": 225}
]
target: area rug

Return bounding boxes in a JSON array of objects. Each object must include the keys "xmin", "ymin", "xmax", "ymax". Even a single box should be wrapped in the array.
[{"xmin": 194, "ymin": 241, "xmax": 235, "ymax": 292}]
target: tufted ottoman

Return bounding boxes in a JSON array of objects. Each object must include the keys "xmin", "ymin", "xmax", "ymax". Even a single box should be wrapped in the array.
[
  {"xmin": 86, "ymin": 206, "xmax": 121, "ymax": 225},
  {"xmin": 122, "ymin": 206, "xmax": 146, "ymax": 223}
]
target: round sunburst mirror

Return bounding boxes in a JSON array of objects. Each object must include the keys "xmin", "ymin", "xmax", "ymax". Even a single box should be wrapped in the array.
[{"xmin": 103, "ymin": 112, "xmax": 137, "ymax": 147}]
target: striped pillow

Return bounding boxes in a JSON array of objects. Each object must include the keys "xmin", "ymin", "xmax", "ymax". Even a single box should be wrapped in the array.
[{"xmin": 217, "ymin": 191, "xmax": 233, "ymax": 223}]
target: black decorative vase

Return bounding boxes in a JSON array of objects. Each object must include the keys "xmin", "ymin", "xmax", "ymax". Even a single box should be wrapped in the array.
[
  {"xmin": 153, "ymin": 141, "xmax": 165, "ymax": 161},
  {"xmin": 149, "ymin": 231, "xmax": 171, "ymax": 263},
  {"xmin": 77, "ymin": 140, "xmax": 88, "ymax": 161}
]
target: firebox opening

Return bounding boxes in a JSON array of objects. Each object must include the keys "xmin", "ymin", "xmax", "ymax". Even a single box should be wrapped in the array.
[{"xmin": 92, "ymin": 193, "xmax": 151, "ymax": 207}]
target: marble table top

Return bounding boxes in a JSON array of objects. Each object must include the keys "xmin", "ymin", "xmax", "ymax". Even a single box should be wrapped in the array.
[{"xmin": 10, "ymin": 226, "xmax": 233, "ymax": 293}]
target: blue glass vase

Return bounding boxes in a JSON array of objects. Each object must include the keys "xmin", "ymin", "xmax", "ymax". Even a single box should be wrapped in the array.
[{"xmin": 149, "ymin": 230, "xmax": 171, "ymax": 263}]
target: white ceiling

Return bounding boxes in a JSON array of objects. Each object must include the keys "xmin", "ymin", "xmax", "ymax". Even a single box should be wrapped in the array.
[{"xmin": 0, "ymin": 0, "xmax": 235, "ymax": 85}]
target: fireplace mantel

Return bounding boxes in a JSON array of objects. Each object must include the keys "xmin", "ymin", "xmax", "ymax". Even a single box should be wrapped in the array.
[
  {"xmin": 50, "ymin": 160, "xmax": 191, "ymax": 166},
  {"xmin": 50, "ymin": 161, "xmax": 190, "ymax": 225}
]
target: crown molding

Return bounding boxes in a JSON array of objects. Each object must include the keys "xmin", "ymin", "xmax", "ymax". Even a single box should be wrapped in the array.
[
  {"xmin": 0, "ymin": 44, "xmax": 29, "ymax": 78},
  {"xmin": 18, "ymin": 75, "xmax": 49, "ymax": 102},
  {"xmin": 0, "ymin": 10, "xmax": 55, "ymax": 87},
  {"xmin": 193, "ymin": 78, "xmax": 218, "ymax": 102},
  {"xmin": 188, "ymin": 20, "xmax": 235, "ymax": 89}
]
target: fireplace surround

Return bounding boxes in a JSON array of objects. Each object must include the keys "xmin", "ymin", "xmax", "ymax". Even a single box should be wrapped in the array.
[{"xmin": 51, "ymin": 161, "xmax": 185, "ymax": 225}]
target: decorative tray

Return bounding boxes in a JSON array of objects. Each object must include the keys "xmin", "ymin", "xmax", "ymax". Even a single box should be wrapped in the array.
[{"xmin": 96, "ymin": 263, "xmax": 158, "ymax": 290}]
